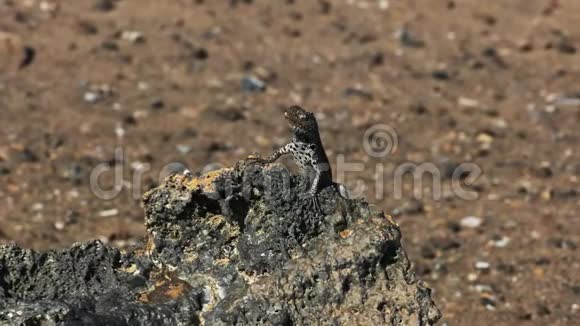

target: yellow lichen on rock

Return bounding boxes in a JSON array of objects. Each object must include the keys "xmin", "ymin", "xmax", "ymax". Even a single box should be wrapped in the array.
[{"xmin": 184, "ymin": 168, "xmax": 231, "ymax": 193}]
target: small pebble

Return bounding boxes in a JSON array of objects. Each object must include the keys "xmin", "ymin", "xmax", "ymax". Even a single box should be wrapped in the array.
[
  {"xmin": 432, "ymin": 69, "xmax": 451, "ymax": 81},
  {"xmin": 481, "ymin": 296, "xmax": 496, "ymax": 311},
  {"xmin": 151, "ymin": 99, "xmax": 165, "ymax": 110},
  {"xmin": 241, "ymin": 76, "xmax": 266, "ymax": 92},
  {"xmin": 159, "ymin": 163, "xmax": 190, "ymax": 180},
  {"xmin": 491, "ymin": 118, "xmax": 508, "ymax": 130},
  {"xmin": 83, "ymin": 91, "xmax": 100, "ymax": 103},
  {"xmin": 475, "ymin": 261, "xmax": 490, "ymax": 270},
  {"xmin": 343, "ymin": 87, "xmax": 373, "ymax": 101},
  {"xmin": 474, "ymin": 284, "xmax": 493, "ymax": 293},
  {"xmin": 137, "ymin": 81, "xmax": 149, "ymax": 91},
  {"xmin": 176, "ymin": 144, "xmax": 192, "ymax": 154},
  {"xmin": 192, "ymin": 47, "xmax": 209, "ymax": 60},
  {"xmin": 557, "ymin": 38, "xmax": 576, "ymax": 54},
  {"xmin": 14, "ymin": 147, "xmax": 39, "ymax": 163},
  {"xmin": 39, "ymin": 1, "xmax": 59, "ymax": 13},
  {"xmin": 78, "ymin": 20, "xmax": 99, "ymax": 35},
  {"xmin": 99, "ymin": 208, "xmax": 119, "ymax": 217},
  {"xmin": 378, "ymin": 0, "xmax": 389, "ymax": 10},
  {"xmin": 100, "ymin": 40, "xmax": 119, "ymax": 51},
  {"xmin": 369, "ymin": 52, "xmax": 384, "ymax": 66},
  {"xmin": 460, "ymin": 216, "xmax": 482, "ymax": 228},
  {"xmin": 115, "ymin": 123, "xmax": 125, "ymax": 138},
  {"xmin": 493, "ymin": 236, "xmax": 510, "ymax": 248},
  {"xmin": 121, "ymin": 30, "xmax": 145, "ymax": 44},
  {"xmin": 395, "ymin": 27, "xmax": 425, "ymax": 48},
  {"xmin": 458, "ymin": 97, "xmax": 480, "ymax": 108},
  {"xmin": 54, "ymin": 221, "xmax": 65, "ymax": 230},
  {"xmin": 476, "ymin": 133, "xmax": 494, "ymax": 144},
  {"xmin": 94, "ymin": 0, "xmax": 115, "ymax": 12}
]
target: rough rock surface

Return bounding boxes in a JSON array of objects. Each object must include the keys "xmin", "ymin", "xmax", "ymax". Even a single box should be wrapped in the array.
[{"xmin": 0, "ymin": 161, "xmax": 441, "ymax": 325}]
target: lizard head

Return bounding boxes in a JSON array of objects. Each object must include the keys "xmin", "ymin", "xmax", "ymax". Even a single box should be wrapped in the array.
[{"xmin": 284, "ymin": 105, "xmax": 318, "ymax": 134}]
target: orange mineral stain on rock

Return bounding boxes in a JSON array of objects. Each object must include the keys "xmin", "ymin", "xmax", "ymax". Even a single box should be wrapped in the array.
[
  {"xmin": 184, "ymin": 169, "xmax": 230, "ymax": 193},
  {"xmin": 164, "ymin": 282, "xmax": 188, "ymax": 300},
  {"xmin": 138, "ymin": 273, "xmax": 192, "ymax": 304},
  {"xmin": 339, "ymin": 229, "xmax": 353, "ymax": 238}
]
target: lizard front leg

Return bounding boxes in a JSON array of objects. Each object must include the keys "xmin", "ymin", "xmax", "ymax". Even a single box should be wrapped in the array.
[
  {"xmin": 264, "ymin": 143, "xmax": 292, "ymax": 163},
  {"xmin": 307, "ymin": 163, "xmax": 323, "ymax": 214},
  {"xmin": 247, "ymin": 143, "xmax": 292, "ymax": 164}
]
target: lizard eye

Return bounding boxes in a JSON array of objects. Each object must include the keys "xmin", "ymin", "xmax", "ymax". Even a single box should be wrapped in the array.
[{"xmin": 299, "ymin": 114, "xmax": 306, "ymax": 120}]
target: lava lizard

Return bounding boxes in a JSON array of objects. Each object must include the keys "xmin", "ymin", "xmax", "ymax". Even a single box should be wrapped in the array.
[{"xmin": 248, "ymin": 105, "xmax": 335, "ymax": 213}]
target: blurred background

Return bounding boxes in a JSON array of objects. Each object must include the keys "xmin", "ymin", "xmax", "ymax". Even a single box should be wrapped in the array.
[{"xmin": 0, "ymin": 0, "xmax": 579, "ymax": 324}]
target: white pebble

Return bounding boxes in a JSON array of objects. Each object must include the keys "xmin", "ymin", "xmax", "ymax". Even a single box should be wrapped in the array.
[
  {"xmin": 83, "ymin": 91, "xmax": 100, "ymax": 103},
  {"xmin": 494, "ymin": 236, "xmax": 510, "ymax": 248},
  {"xmin": 39, "ymin": 1, "xmax": 58, "ymax": 13},
  {"xmin": 475, "ymin": 261, "xmax": 490, "ymax": 270},
  {"xmin": 31, "ymin": 202, "xmax": 44, "ymax": 211},
  {"xmin": 115, "ymin": 123, "xmax": 125, "ymax": 138},
  {"xmin": 99, "ymin": 209, "xmax": 119, "ymax": 217},
  {"xmin": 467, "ymin": 273, "xmax": 478, "ymax": 282},
  {"xmin": 137, "ymin": 81, "xmax": 149, "ymax": 91},
  {"xmin": 131, "ymin": 161, "xmax": 149, "ymax": 171},
  {"xmin": 176, "ymin": 144, "xmax": 192, "ymax": 154},
  {"xmin": 458, "ymin": 97, "xmax": 480, "ymax": 108},
  {"xmin": 378, "ymin": 0, "xmax": 389, "ymax": 10},
  {"xmin": 54, "ymin": 221, "xmax": 65, "ymax": 230},
  {"xmin": 461, "ymin": 216, "xmax": 482, "ymax": 228},
  {"xmin": 474, "ymin": 284, "xmax": 493, "ymax": 293},
  {"xmin": 121, "ymin": 30, "xmax": 145, "ymax": 43}
]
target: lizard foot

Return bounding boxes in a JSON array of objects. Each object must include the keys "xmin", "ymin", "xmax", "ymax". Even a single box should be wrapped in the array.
[
  {"xmin": 245, "ymin": 152, "xmax": 267, "ymax": 164},
  {"xmin": 301, "ymin": 193, "xmax": 322, "ymax": 215}
]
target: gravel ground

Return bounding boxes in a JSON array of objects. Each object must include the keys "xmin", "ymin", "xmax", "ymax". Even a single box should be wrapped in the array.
[{"xmin": 1, "ymin": 0, "xmax": 579, "ymax": 325}]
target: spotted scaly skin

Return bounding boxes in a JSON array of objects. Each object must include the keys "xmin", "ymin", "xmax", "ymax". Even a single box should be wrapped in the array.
[{"xmin": 252, "ymin": 105, "xmax": 333, "ymax": 212}]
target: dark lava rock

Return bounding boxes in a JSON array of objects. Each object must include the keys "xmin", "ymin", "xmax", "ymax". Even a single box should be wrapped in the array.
[
  {"xmin": 203, "ymin": 104, "xmax": 246, "ymax": 122},
  {"xmin": 78, "ymin": 20, "xmax": 99, "ymax": 35},
  {"xmin": 397, "ymin": 27, "xmax": 425, "ymax": 48},
  {"xmin": 20, "ymin": 46, "xmax": 35, "ymax": 68},
  {"xmin": 192, "ymin": 47, "xmax": 209, "ymax": 60},
  {"xmin": 151, "ymin": 99, "xmax": 165, "ymax": 110},
  {"xmin": 343, "ymin": 87, "xmax": 374, "ymax": 101},
  {"xmin": 0, "ymin": 161, "xmax": 441, "ymax": 325},
  {"xmin": 13, "ymin": 147, "xmax": 39, "ymax": 163},
  {"xmin": 369, "ymin": 51, "xmax": 385, "ymax": 67},
  {"xmin": 431, "ymin": 70, "xmax": 451, "ymax": 81},
  {"xmin": 94, "ymin": 0, "xmax": 116, "ymax": 12},
  {"xmin": 0, "ymin": 165, "xmax": 10, "ymax": 175},
  {"xmin": 100, "ymin": 40, "xmax": 119, "ymax": 51}
]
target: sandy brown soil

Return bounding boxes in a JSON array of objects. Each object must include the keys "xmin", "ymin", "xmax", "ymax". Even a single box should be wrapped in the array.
[{"xmin": 1, "ymin": 0, "xmax": 579, "ymax": 324}]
